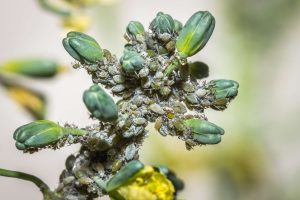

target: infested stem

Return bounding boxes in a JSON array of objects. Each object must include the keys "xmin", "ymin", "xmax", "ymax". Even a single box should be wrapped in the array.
[
  {"xmin": 63, "ymin": 127, "xmax": 88, "ymax": 136},
  {"xmin": 163, "ymin": 58, "xmax": 180, "ymax": 77}
]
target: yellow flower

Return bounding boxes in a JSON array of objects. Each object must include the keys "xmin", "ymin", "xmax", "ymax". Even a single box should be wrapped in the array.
[{"xmin": 110, "ymin": 166, "xmax": 175, "ymax": 200}]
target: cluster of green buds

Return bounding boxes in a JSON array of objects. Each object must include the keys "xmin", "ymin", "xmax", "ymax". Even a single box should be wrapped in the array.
[
  {"xmin": 1, "ymin": 10, "xmax": 239, "ymax": 200},
  {"xmin": 0, "ymin": 58, "xmax": 64, "ymax": 119}
]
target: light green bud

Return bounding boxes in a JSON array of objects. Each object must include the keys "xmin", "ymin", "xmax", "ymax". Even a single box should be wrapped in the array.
[
  {"xmin": 208, "ymin": 79, "xmax": 239, "ymax": 99},
  {"xmin": 106, "ymin": 160, "xmax": 144, "ymax": 192},
  {"xmin": 63, "ymin": 31, "xmax": 103, "ymax": 63},
  {"xmin": 13, "ymin": 120, "xmax": 65, "ymax": 150},
  {"xmin": 150, "ymin": 12, "xmax": 175, "ymax": 34},
  {"xmin": 174, "ymin": 19, "xmax": 183, "ymax": 33},
  {"xmin": 126, "ymin": 21, "xmax": 145, "ymax": 39},
  {"xmin": 120, "ymin": 50, "xmax": 144, "ymax": 73},
  {"xmin": 83, "ymin": 84, "xmax": 118, "ymax": 122},
  {"xmin": 184, "ymin": 118, "xmax": 224, "ymax": 144},
  {"xmin": 0, "ymin": 59, "xmax": 61, "ymax": 78},
  {"xmin": 176, "ymin": 11, "xmax": 215, "ymax": 58}
]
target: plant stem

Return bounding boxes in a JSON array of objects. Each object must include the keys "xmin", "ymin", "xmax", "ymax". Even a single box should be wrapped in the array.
[
  {"xmin": 37, "ymin": 0, "xmax": 71, "ymax": 17},
  {"xmin": 63, "ymin": 127, "xmax": 87, "ymax": 136},
  {"xmin": 0, "ymin": 168, "xmax": 50, "ymax": 193},
  {"xmin": 163, "ymin": 58, "xmax": 180, "ymax": 77}
]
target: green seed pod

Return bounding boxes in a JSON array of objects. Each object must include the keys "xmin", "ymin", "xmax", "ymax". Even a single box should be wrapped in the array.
[
  {"xmin": 106, "ymin": 160, "xmax": 144, "ymax": 192},
  {"xmin": 126, "ymin": 21, "xmax": 145, "ymax": 39},
  {"xmin": 174, "ymin": 19, "xmax": 183, "ymax": 33},
  {"xmin": 189, "ymin": 61, "xmax": 209, "ymax": 79},
  {"xmin": 176, "ymin": 11, "xmax": 215, "ymax": 58},
  {"xmin": 120, "ymin": 50, "xmax": 145, "ymax": 73},
  {"xmin": 208, "ymin": 79, "xmax": 239, "ymax": 90},
  {"xmin": 83, "ymin": 84, "xmax": 118, "ymax": 122},
  {"xmin": 150, "ymin": 12, "xmax": 175, "ymax": 34},
  {"xmin": 208, "ymin": 79, "xmax": 239, "ymax": 99},
  {"xmin": 13, "ymin": 120, "xmax": 65, "ymax": 150},
  {"xmin": 63, "ymin": 31, "xmax": 103, "ymax": 63},
  {"xmin": 184, "ymin": 118, "xmax": 224, "ymax": 144},
  {"xmin": 0, "ymin": 59, "xmax": 61, "ymax": 78}
]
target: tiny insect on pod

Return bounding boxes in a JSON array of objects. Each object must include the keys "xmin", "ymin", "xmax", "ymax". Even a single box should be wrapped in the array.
[
  {"xmin": 183, "ymin": 118, "xmax": 224, "ymax": 144},
  {"xmin": 126, "ymin": 21, "xmax": 145, "ymax": 39},
  {"xmin": 208, "ymin": 79, "xmax": 239, "ymax": 99},
  {"xmin": 0, "ymin": 59, "xmax": 62, "ymax": 78},
  {"xmin": 150, "ymin": 12, "xmax": 175, "ymax": 34},
  {"xmin": 83, "ymin": 84, "xmax": 118, "ymax": 122},
  {"xmin": 120, "ymin": 50, "xmax": 145, "ymax": 73},
  {"xmin": 63, "ymin": 31, "xmax": 103, "ymax": 63},
  {"xmin": 105, "ymin": 160, "xmax": 144, "ymax": 193},
  {"xmin": 13, "ymin": 120, "xmax": 65, "ymax": 150},
  {"xmin": 176, "ymin": 11, "xmax": 215, "ymax": 58}
]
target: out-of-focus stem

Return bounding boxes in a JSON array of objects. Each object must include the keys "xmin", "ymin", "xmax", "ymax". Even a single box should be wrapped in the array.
[
  {"xmin": 37, "ymin": 0, "xmax": 71, "ymax": 17},
  {"xmin": 0, "ymin": 168, "xmax": 51, "ymax": 197}
]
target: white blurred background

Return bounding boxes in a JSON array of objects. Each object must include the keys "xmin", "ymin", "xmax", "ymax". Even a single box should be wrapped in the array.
[{"xmin": 1, "ymin": 0, "xmax": 300, "ymax": 199}]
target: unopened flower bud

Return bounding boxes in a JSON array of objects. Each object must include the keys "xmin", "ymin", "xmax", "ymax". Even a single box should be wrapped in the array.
[
  {"xmin": 120, "ymin": 50, "xmax": 145, "ymax": 73},
  {"xmin": 83, "ymin": 84, "xmax": 118, "ymax": 122},
  {"xmin": 126, "ymin": 21, "xmax": 145, "ymax": 39},
  {"xmin": 176, "ymin": 11, "xmax": 215, "ymax": 58},
  {"xmin": 106, "ymin": 160, "xmax": 144, "ymax": 192},
  {"xmin": 184, "ymin": 118, "xmax": 224, "ymax": 144},
  {"xmin": 150, "ymin": 12, "xmax": 175, "ymax": 34},
  {"xmin": 0, "ymin": 59, "xmax": 62, "ymax": 78},
  {"xmin": 63, "ymin": 31, "xmax": 103, "ymax": 63},
  {"xmin": 13, "ymin": 120, "xmax": 65, "ymax": 150},
  {"xmin": 208, "ymin": 79, "xmax": 239, "ymax": 99}
]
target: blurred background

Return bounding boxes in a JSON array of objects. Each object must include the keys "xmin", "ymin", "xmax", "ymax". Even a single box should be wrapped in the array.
[{"xmin": 1, "ymin": 0, "xmax": 300, "ymax": 199}]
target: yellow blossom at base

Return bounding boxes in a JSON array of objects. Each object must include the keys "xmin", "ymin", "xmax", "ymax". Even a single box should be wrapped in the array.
[{"xmin": 110, "ymin": 166, "xmax": 175, "ymax": 200}]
